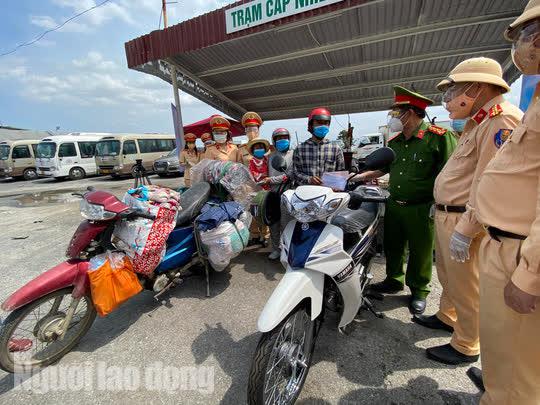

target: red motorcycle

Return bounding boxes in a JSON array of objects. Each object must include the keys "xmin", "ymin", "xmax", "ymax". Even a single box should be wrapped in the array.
[{"xmin": 0, "ymin": 185, "xmax": 206, "ymax": 373}]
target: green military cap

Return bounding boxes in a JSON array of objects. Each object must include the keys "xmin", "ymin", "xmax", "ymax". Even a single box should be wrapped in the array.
[{"xmin": 390, "ymin": 85, "xmax": 434, "ymax": 111}]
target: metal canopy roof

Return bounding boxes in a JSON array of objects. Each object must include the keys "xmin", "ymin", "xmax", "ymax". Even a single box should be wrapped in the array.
[{"xmin": 125, "ymin": 0, "xmax": 527, "ymax": 121}]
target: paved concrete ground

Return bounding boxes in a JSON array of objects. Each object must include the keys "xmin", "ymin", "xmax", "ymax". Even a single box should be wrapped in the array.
[{"xmin": 0, "ymin": 176, "xmax": 482, "ymax": 404}]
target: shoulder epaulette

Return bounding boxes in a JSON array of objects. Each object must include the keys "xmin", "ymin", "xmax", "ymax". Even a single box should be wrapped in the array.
[
  {"xmin": 388, "ymin": 133, "xmax": 401, "ymax": 142},
  {"xmin": 489, "ymin": 104, "xmax": 503, "ymax": 118},
  {"xmin": 427, "ymin": 125, "xmax": 447, "ymax": 136}
]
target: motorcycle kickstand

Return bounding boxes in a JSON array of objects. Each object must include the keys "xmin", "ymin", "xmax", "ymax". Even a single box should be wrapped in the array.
[
  {"xmin": 362, "ymin": 297, "xmax": 385, "ymax": 319},
  {"xmin": 204, "ymin": 260, "xmax": 210, "ymax": 298}
]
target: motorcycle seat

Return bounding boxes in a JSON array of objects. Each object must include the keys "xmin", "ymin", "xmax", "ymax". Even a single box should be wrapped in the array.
[
  {"xmin": 331, "ymin": 202, "xmax": 377, "ymax": 233},
  {"xmin": 176, "ymin": 182, "xmax": 211, "ymax": 228}
]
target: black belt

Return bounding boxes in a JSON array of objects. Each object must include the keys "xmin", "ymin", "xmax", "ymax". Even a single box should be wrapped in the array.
[
  {"xmin": 486, "ymin": 226, "xmax": 526, "ymax": 242},
  {"xmin": 392, "ymin": 198, "xmax": 432, "ymax": 206},
  {"xmin": 435, "ymin": 204, "xmax": 466, "ymax": 213}
]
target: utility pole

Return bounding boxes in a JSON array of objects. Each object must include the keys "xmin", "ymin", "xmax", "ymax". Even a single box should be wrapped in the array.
[
  {"xmin": 347, "ymin": 122, "xmax": 354, "ymax": 151},
  {"xmin": 163, "ymin": 0, "xmax": 184, "ymax": 156}
]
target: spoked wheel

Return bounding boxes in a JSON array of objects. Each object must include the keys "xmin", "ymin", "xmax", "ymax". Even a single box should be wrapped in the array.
[
  {"xmin": 248, "ymin": 306, "xmax": 317, "ymax": 405},
  {"xmin": 0, "ymin": 288, "xmax": 96, "ymax": 373}
]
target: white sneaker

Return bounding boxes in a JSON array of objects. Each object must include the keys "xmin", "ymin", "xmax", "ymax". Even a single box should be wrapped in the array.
[{"xmin": 268, "ymin": 250, "xmax": 281, "ymax": 260}]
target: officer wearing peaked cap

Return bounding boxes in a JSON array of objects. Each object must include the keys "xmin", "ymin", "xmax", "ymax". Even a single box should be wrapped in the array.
[
  {"xmin": 204, "ymin": 115, "xmax": 241, "ymax": 162},
  {"xmin": 414, "ymin": 57, "xmax": 523, "ymax": 367},
  {"xmin": 179, "ymin": 133, "xmax": 201, "ymax": 187},
  {"xmin": 239, "ymin": 112, "xmax": 264, "ymax": 166},
  {"xmin": 357, "ymin": 86, "xmax": 457, "ymax": 315},
  {"xmin": 466, "ymin": 1, "xmax": 540, "ymax": 402}
]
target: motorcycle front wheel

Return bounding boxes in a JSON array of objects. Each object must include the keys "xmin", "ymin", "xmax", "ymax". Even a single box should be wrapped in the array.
[
  {"xmin": 247, "ymin": 305, "xmax": 317, "ymax": 405},
  {"xmin": 0, "ymin": 287, "xmax": 96, "ymax": 373}
]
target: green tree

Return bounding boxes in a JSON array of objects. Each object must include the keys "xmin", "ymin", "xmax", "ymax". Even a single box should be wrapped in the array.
[{"xmin": 337, "ymin": 129, "xmax": 357, "ymax": 151}]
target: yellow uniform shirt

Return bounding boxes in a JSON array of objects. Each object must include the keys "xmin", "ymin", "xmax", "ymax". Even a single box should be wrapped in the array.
[
  {"xmin": 436, "ymin": 96, "xmax": 522, "ymax": 235},
  {"xmin": 472, "ymin": 87, "xmax": 540, "ymax": 295}
]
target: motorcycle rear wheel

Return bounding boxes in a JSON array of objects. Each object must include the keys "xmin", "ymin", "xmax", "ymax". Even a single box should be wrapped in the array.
[
  {"xmin": 0, "ymin": 287, "xmax": 96, "ymax": 373},
  {"xmin": 247, "ymin": 305, "xmax": 317, "ymax": 405}
]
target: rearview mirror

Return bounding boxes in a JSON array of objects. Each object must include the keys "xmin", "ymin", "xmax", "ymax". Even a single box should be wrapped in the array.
[
  {"xmin": 271, "ymin": 155, "xmax": 287, "ymax": 173},
  {"xmin": 365, "ymin": 147, "xmax": 395, "ymax": 171}
]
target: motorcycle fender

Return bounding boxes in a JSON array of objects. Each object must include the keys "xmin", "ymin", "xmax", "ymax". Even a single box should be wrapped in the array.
[
  {"xmin": 1, "ymin": 260, "xmax": 89, "ymax": 312},
  {"xmin": 257, "ymin": 269, "xmax": 324, "ymax": 333},
  {"xmin": 335, "ymin": 267, "xmax": 363, "ymax": 328},
  {"xmin": 66, "ymin": 220, "xmax": 109, "ymax": 258}
]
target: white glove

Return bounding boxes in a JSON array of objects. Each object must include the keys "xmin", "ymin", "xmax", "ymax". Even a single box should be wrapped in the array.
[
  {"xmin": 449, "ymin": 231, "xmax": 472, "ymax": 262},
  {"xmin": 429, "ymin": 204, "xmax": 435, "ymax": 219}
]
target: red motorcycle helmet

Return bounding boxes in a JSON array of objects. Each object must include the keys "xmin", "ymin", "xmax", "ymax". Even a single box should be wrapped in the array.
[
  {"xmin": 271, "ymin": 128, "xmax": 290, "ymax": 141},
  {"xmin": 308, "ymin": 107, "xmax": 331, "ymax": 132}
]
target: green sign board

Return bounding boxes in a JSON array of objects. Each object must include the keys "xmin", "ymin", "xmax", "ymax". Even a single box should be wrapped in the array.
[{"xmin": 225, "ymin": 0, "xmax": 345, "ymax": 34}]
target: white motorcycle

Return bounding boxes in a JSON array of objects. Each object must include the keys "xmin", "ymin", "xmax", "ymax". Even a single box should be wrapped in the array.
[{"xmin": 247, "ymin": 148, "xmax": 395, "ymax": 405}]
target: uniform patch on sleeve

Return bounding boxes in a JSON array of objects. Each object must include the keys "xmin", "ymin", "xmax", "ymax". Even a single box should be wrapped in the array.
[{"xmin": 494, "ymin": 129, "xmax": 512, "ymax": 148}]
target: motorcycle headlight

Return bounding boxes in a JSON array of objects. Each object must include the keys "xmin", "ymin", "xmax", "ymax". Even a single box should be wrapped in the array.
[
  {"xmin": 285, "ymin": 194, "xmax": 344, "ymax": 223},
  {"xmin": 323, "ymin": 198, "xmax": 344, "ymax": 214},
  {"xmin": 80, "ymin": 199, "xmax": 116, "ymax": 221}
]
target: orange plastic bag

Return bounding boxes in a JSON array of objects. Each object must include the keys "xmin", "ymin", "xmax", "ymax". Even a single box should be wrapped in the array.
[{"xmin": 88, "ymin": 253, "xmax": 143, "ymax": 317}]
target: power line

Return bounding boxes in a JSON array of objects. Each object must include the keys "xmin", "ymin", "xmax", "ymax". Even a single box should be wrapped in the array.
[
  {"xmin": 0, "ymin": 0, "xmax": 113, "ymax": 57},
  {"xmin": 333, "ymin": 115, "xmax": 347, "ymax": 130}
]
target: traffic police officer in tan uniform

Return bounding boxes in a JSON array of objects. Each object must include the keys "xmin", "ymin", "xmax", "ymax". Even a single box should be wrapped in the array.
[
  {"xmin": 465, "ymin": 1, "xmax": 540, "ymax": 402},
  {"xmin": 204, "ymin": 116, "xmax": 241, "ymax": 162},
  {"xmin": 238, "ymin": 112, "xmax": 264, "ymax": 166},
  {"xmin": 414, "ymin": 58, "xmax": 523, "ymax": 366}
]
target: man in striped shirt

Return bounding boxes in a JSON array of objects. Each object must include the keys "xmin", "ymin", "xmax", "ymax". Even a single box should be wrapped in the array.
[{"xmin": 293, "ymin": 107, "xmax": 345, "ymax": 185}]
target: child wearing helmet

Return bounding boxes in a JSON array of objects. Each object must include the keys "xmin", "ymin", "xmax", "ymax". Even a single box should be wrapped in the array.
[
  {"xmin": 247, "ymin": 138, "xmax": 271, "ymax": 190},
  {"xmin": 246, "ymin": 137, "xmax": 271, "ymax": 246}
]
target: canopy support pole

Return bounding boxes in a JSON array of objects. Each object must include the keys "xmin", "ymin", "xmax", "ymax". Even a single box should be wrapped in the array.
[{"xmin": 163, "ymin": 0, "xmax": 184, "ymax": 158}]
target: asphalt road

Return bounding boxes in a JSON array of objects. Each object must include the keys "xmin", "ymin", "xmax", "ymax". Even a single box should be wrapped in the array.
[{"xmin": 0, "ymin": 175, "xmax": 482, "ymax": 404}]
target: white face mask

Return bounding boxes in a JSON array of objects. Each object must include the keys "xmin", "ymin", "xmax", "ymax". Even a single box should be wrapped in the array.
[
  {"xmin": 388, "ymin": 117, "xmax": 404, "ymax": 133},
  {"xmin": 213, "ymin": 133, "xmax": 227, "ymax": 144}
]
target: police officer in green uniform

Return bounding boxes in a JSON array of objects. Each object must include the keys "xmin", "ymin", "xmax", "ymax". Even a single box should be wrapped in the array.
[{"xmin": 357, "ymin": 86, "xmax": 457, "ymax": 314}]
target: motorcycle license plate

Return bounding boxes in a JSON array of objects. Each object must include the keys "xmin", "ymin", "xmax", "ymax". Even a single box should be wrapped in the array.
[{"xmin": 101, "ymin": 169, "xmax": 112, "ymax": 174}]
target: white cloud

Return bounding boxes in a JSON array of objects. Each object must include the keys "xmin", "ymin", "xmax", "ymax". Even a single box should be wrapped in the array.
[
  {"xmin": 53, "ymin": 0, "xmax": 135, "ymax": 25},
  {"xmin": 0, "ymin": 57, "xmax": 28, "ymax": 79},
  {"xmin": 30, "ymin": 14, "xmax": 89, "ymax": 32},
  {"xmin": 72, "ymin": 51, "xmax": 116, "ymax": 70},
  {"xmin": 0, "ymin": 52, "xmax": 199, "ymax": 114},
  {"xmin": 30, "ymin": 0, "xmax": 136, "ymax": 34},
  {"xmin": 29, "ymin": 15, "xmax": 57, "ymax": 30}
]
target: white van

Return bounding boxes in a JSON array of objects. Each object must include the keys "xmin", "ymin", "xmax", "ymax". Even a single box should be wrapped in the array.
[
  {"xmin": 95, "ymin": 134, "xmax": 176, "ymax": 177},
  {"xmin": 35, "ymin": 133, "xmax": 108, "ymax": 180},
  {"xmin": 353, "ymin": 133, "xmax": 385, "ymax": 161}
]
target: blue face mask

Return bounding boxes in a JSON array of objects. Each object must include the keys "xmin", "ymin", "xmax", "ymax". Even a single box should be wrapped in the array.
[
  {"xmin": 253, "ymin": 148, "xmax": 266, "ymax": 158},
  {"xmin": 313, "ymin": 125, "xmax": 330, "ymax": 138},
  {"xmin": 275, "ymin": 139, "xmax": 290, "ymax": 152},
  {"xmin": 451, "ymin": 119, "xmax": 467, "ymax": 132}
]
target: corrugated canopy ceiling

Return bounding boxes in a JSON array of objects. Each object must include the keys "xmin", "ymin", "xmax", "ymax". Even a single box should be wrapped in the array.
[{"xmin": 125, "ymin": 0, "xmax": 527, "ymax": 121}]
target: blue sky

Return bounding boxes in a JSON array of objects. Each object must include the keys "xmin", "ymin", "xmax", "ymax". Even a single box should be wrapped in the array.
[{"xmin": 0, "ymin": 0, "xmax": 523, "ymax": 145}]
